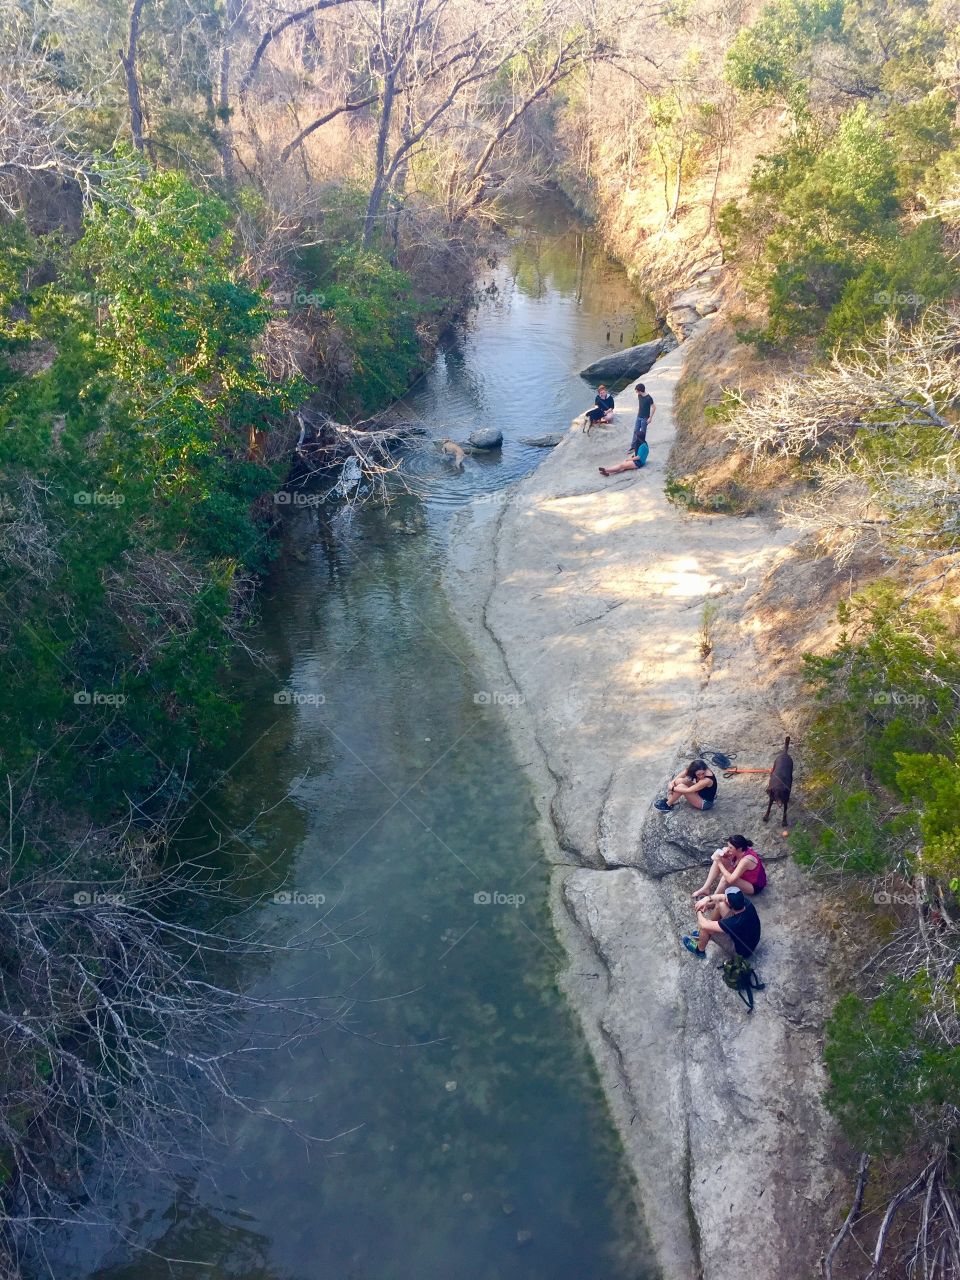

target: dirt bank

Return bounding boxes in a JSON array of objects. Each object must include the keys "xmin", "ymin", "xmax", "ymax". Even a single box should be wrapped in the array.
[{"xmin": 446, "ymin": 330, "xmax": 843, "ymax": 1278}]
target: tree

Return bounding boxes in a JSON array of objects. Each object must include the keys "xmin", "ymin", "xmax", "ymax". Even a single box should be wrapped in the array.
[
  {"xmin": 271, "ymin": 0, "xmax": 608, "ymax": 242},
  {"xmin": 0, "ymin": 168, "xmax": 304, "ymax": 800},
  {"xmin": 727, "ymin": 308, "xmax": 960, "ymax": 562},
  {"xmin": 119, "ymin": 0, "xmax": 150, "ymax": 154}
]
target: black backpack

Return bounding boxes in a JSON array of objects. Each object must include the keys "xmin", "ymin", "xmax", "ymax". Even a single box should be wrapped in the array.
[{"xmin": 718, "ymin": 953, "xmax": 765, "ymax": 1012}]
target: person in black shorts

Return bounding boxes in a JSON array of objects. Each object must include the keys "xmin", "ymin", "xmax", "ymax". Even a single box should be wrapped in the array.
[
  {"xmin": 654, "ymin": 759, "xmax": 718, "ymax": 811},
  {"xmin": 598, "ymin": 443, "xmax": 648, "ymax": 476},
  {"xmin": 682, "ymin": 885, "xmax": 761, "ymax": 959},
  {"xmin": 582, "ymin": 385, "xmax": 615, "ymax": 433}
]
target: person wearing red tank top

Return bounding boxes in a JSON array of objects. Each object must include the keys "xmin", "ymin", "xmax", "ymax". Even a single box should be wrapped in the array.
[{"xmin": 691, "ymin": 834, "xmax": 767, "ymax": 909}]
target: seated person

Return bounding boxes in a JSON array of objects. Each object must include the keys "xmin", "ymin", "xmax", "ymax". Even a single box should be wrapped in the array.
[
  {"xmin": 583, "ymin": 385, "xmax": 615, "ymax": 432},
  {"xmin": 682, "ymin": 885, "xmax": 761, "ymax": 959},
  {"xmin": 598, "ymin": 439, "xmax": 648, "ymax": 476},
  {"xmin": 691, "ymin": 835, "xmax": 767, "ymax": 903},
  {"xmin": 654, "ymin": 759, "xmax": 717, "ymax": 811}
]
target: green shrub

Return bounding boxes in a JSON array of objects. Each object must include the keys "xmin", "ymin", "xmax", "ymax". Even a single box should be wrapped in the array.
[
  {"xmin": 825, "ymin": 976, "xmax": 960, "ymax": 1154},
  {"xmin": 724, "ymin": 0, "xmax": 844, "ymax": 102},
  {"xmin": 323, "ymin": 245, "xmax": 425, "ymax": 411},
  {"xmin": 0, "ymin": 169, "xmax": 305, "ymax": 819},
  {"xmin": 823, "ymin": 221, "xmax": 957, "ymax": 347},
  {"xmin": 723, "ymin": 93, "xmax": 959, "ymax": 346}
]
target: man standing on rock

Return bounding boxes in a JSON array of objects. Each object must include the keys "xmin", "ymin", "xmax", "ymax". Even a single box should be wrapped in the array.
[
  {"xmin": 632, "ymin": 383, "xmax": 655, "ymax": 453},
  {"xmin": 682, "ymin": 885, "xmax": 760, "ymax": 959}
]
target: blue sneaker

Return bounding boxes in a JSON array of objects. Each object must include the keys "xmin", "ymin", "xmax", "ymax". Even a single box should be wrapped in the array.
[
  {"xmin": 653, "ymin": 798, "xmax": 671, "ymax": 811},
  {"xmin": 682, "ymin": 935, "xmax": 705, "ymax": 957}
]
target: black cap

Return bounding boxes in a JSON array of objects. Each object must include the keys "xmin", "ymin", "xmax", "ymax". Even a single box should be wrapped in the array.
[{"xmin": 725, "ymin": 887, "xmax": 746, "ymax": 910}]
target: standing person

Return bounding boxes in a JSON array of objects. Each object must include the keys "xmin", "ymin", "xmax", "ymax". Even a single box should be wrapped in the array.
[
  {"xmin": 682, "ymin": 885, "xmax": 761, "ymax": 959},
  {"xmin": 582, "ymin": 384, "xmax": 615, "ymax": 433},
  {"xmin": 691, "ymin": 836, "xmax": 767, "ymax": 903},
  {"xmin": 654, "ymin": 759, "xmax": 718, "ymax": 812},
  {"xmin": 632, "ymin": 382, "xmax": 655, "ymax": 454}
]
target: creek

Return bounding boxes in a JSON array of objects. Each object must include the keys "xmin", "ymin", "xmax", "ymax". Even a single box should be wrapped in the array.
[{"xmin": 64, "ymin": 190, "xmax": 658, "ymax": 1280}]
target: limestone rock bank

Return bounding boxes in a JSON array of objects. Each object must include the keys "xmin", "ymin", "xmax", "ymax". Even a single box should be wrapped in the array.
[{"xmin": 447, "ymin": 335, "xmax": 843, "ymax": 1280}]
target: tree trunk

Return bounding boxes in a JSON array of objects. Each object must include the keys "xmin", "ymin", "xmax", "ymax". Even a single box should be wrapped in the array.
[
  {"xmin": 708, "ymin": 138, "xmax": 724, "ymax": 232},
  {"xmin": 120, "ymin": 0, "xmax": 150, "ymax": 155},
  {"xmin": 655, "ymin": 140, "xmax": 669, "ymax": 216},
  {"xmin": 363, "ymin": 72, "xmax": 396, "ymax": 247},
  {"xmin": 670, "ymin": 135, "xmax": 685, "ymax": 221},
  {"xmin": 217, "ymin": 0, "xmax": 239, "ymax": 186},
  {"xmin": 363, "ymin": 170, "xmax": 390, "ymax": 248},
  {"xmin": 583, "ymin": 66, "xmax": 593, "ymax": 178}
]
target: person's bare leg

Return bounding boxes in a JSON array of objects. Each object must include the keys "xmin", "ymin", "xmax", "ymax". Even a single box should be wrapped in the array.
[
  {"xmin": 728, "ymin": 876, "xmax": 756, "ymax": 895},
  {"xmin": 709, "ymin": 931, "xmax": 736, "ymax": 959},
  {"xmin": 700, "ymin": 901, "xmax": 735, "ymax": 954},
  {"xmin": 666, "ymin": 781, "xmax": 691, "ymax": 807},
  {"xmin": 695, "ymin": 905, "xmax": 721, "ymax": 952},
  {"xmin": 599, "ymin": 458, "xmax": 638, "ymax": 476},
  {"xmin": 665, "ymin": 782, "xmax": 691, "ymax": 808},
  {"xmin": 692, "ymin": 863, "xmax": 721, "ymax": 900}
]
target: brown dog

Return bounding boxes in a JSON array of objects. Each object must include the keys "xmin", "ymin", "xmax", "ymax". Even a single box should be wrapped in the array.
[
  {"xmin": 439, "ymin": 439, "xmax": 466, "ymax": 470},
  {"xmin": 763, "ymin": 736, "xmax": 794, "ymax": 830}
]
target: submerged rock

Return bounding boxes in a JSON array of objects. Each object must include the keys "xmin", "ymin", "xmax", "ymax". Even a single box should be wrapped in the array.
[
  {"xmin": 519, "ymin": 432, "xmax": 565, "ymax": 448},
  {"xmin": 580, "ymin": 337, "xmax": 665, "ymax": 382},
  {"xmin": 468, "ymin": 427, "xmax": 504, "ymax": 450}
]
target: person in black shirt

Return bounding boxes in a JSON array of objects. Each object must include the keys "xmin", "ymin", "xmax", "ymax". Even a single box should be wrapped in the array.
[
  {"xmin": 632, "ymin": 382, "xmax": 655, "ymax": 453},
  {"xmin": 654, "ymin": 759, "xmax": 717, "ymax": 811},
  {"xmin": 582, "ymin": 385, "xmax": 615, "ymax": 433},
  {"xmin": 682, "ymin": 885, "xmax": 761, "ymax": 959}
]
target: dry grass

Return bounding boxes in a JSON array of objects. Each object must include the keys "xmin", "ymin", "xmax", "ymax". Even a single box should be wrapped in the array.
[
  {"xmin": 667, "ymin": 315, "xmax": 809, "ymax": 514},
  {"xmin": 589, "ymin": 99, "xmax": 784, "ymax": 303}
]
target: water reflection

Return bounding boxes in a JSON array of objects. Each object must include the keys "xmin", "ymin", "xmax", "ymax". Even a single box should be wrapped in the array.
[
  {"xmin": 396, "ymin": 192, "xmax": 658, "ymax": 513},
  {"xmin": 57, "ymin": 192, "xmax": 654, "ymax": 1280}
]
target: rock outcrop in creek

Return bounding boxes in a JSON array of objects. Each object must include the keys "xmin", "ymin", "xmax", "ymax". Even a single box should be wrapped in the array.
[
  {"xmin": 580, "ymin": 336, "xmax": 672, "ymax": 382},
  {"xmin": 447, "ymin": 332, "xmax": 844, "ymax": 1280}
]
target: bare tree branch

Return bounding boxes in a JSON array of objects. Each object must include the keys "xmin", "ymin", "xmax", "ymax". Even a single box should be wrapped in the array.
[{"xmin": 240, "ymin": 0, "xmax": 360, "ymax": 101}]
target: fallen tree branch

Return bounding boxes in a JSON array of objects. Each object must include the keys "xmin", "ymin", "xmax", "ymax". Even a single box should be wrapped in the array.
[{"xmin": 822, "ymin": 1152, "xmax": 870, "ymax": 1280}]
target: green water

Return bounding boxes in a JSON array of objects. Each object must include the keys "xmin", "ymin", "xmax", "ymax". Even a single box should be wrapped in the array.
[{"xmin": 60, "ymin": 192, "xmax": 656, "ymax": 1280}]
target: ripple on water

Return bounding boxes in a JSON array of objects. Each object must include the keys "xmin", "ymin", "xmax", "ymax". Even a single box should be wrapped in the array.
[{"xmin": 53, "ymin": 191, "xmax": 657, "ymax": 1280}]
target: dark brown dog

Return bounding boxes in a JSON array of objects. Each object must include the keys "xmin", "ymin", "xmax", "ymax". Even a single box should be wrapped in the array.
[{"xmin": 763, "ymin": 736, "xmax": 794, "ymax": 828}]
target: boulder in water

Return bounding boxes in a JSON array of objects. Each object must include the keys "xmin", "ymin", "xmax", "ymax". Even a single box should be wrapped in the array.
[
  {"xmin": 468, "ymin": 427, "xmax": 503, "ymax": 450},
  {"xmin": 579, "ymin": 337, "xmax": 666, "ymax": 382},
  {"xmin": 519, "ymin": 432, "xmax": 565, "ymax": 448}
]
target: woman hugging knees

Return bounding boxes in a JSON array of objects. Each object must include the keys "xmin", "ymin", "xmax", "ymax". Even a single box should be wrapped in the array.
[{"xmin": 654, "ymin": 759, "xmax": 718, "ymax": 812}]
